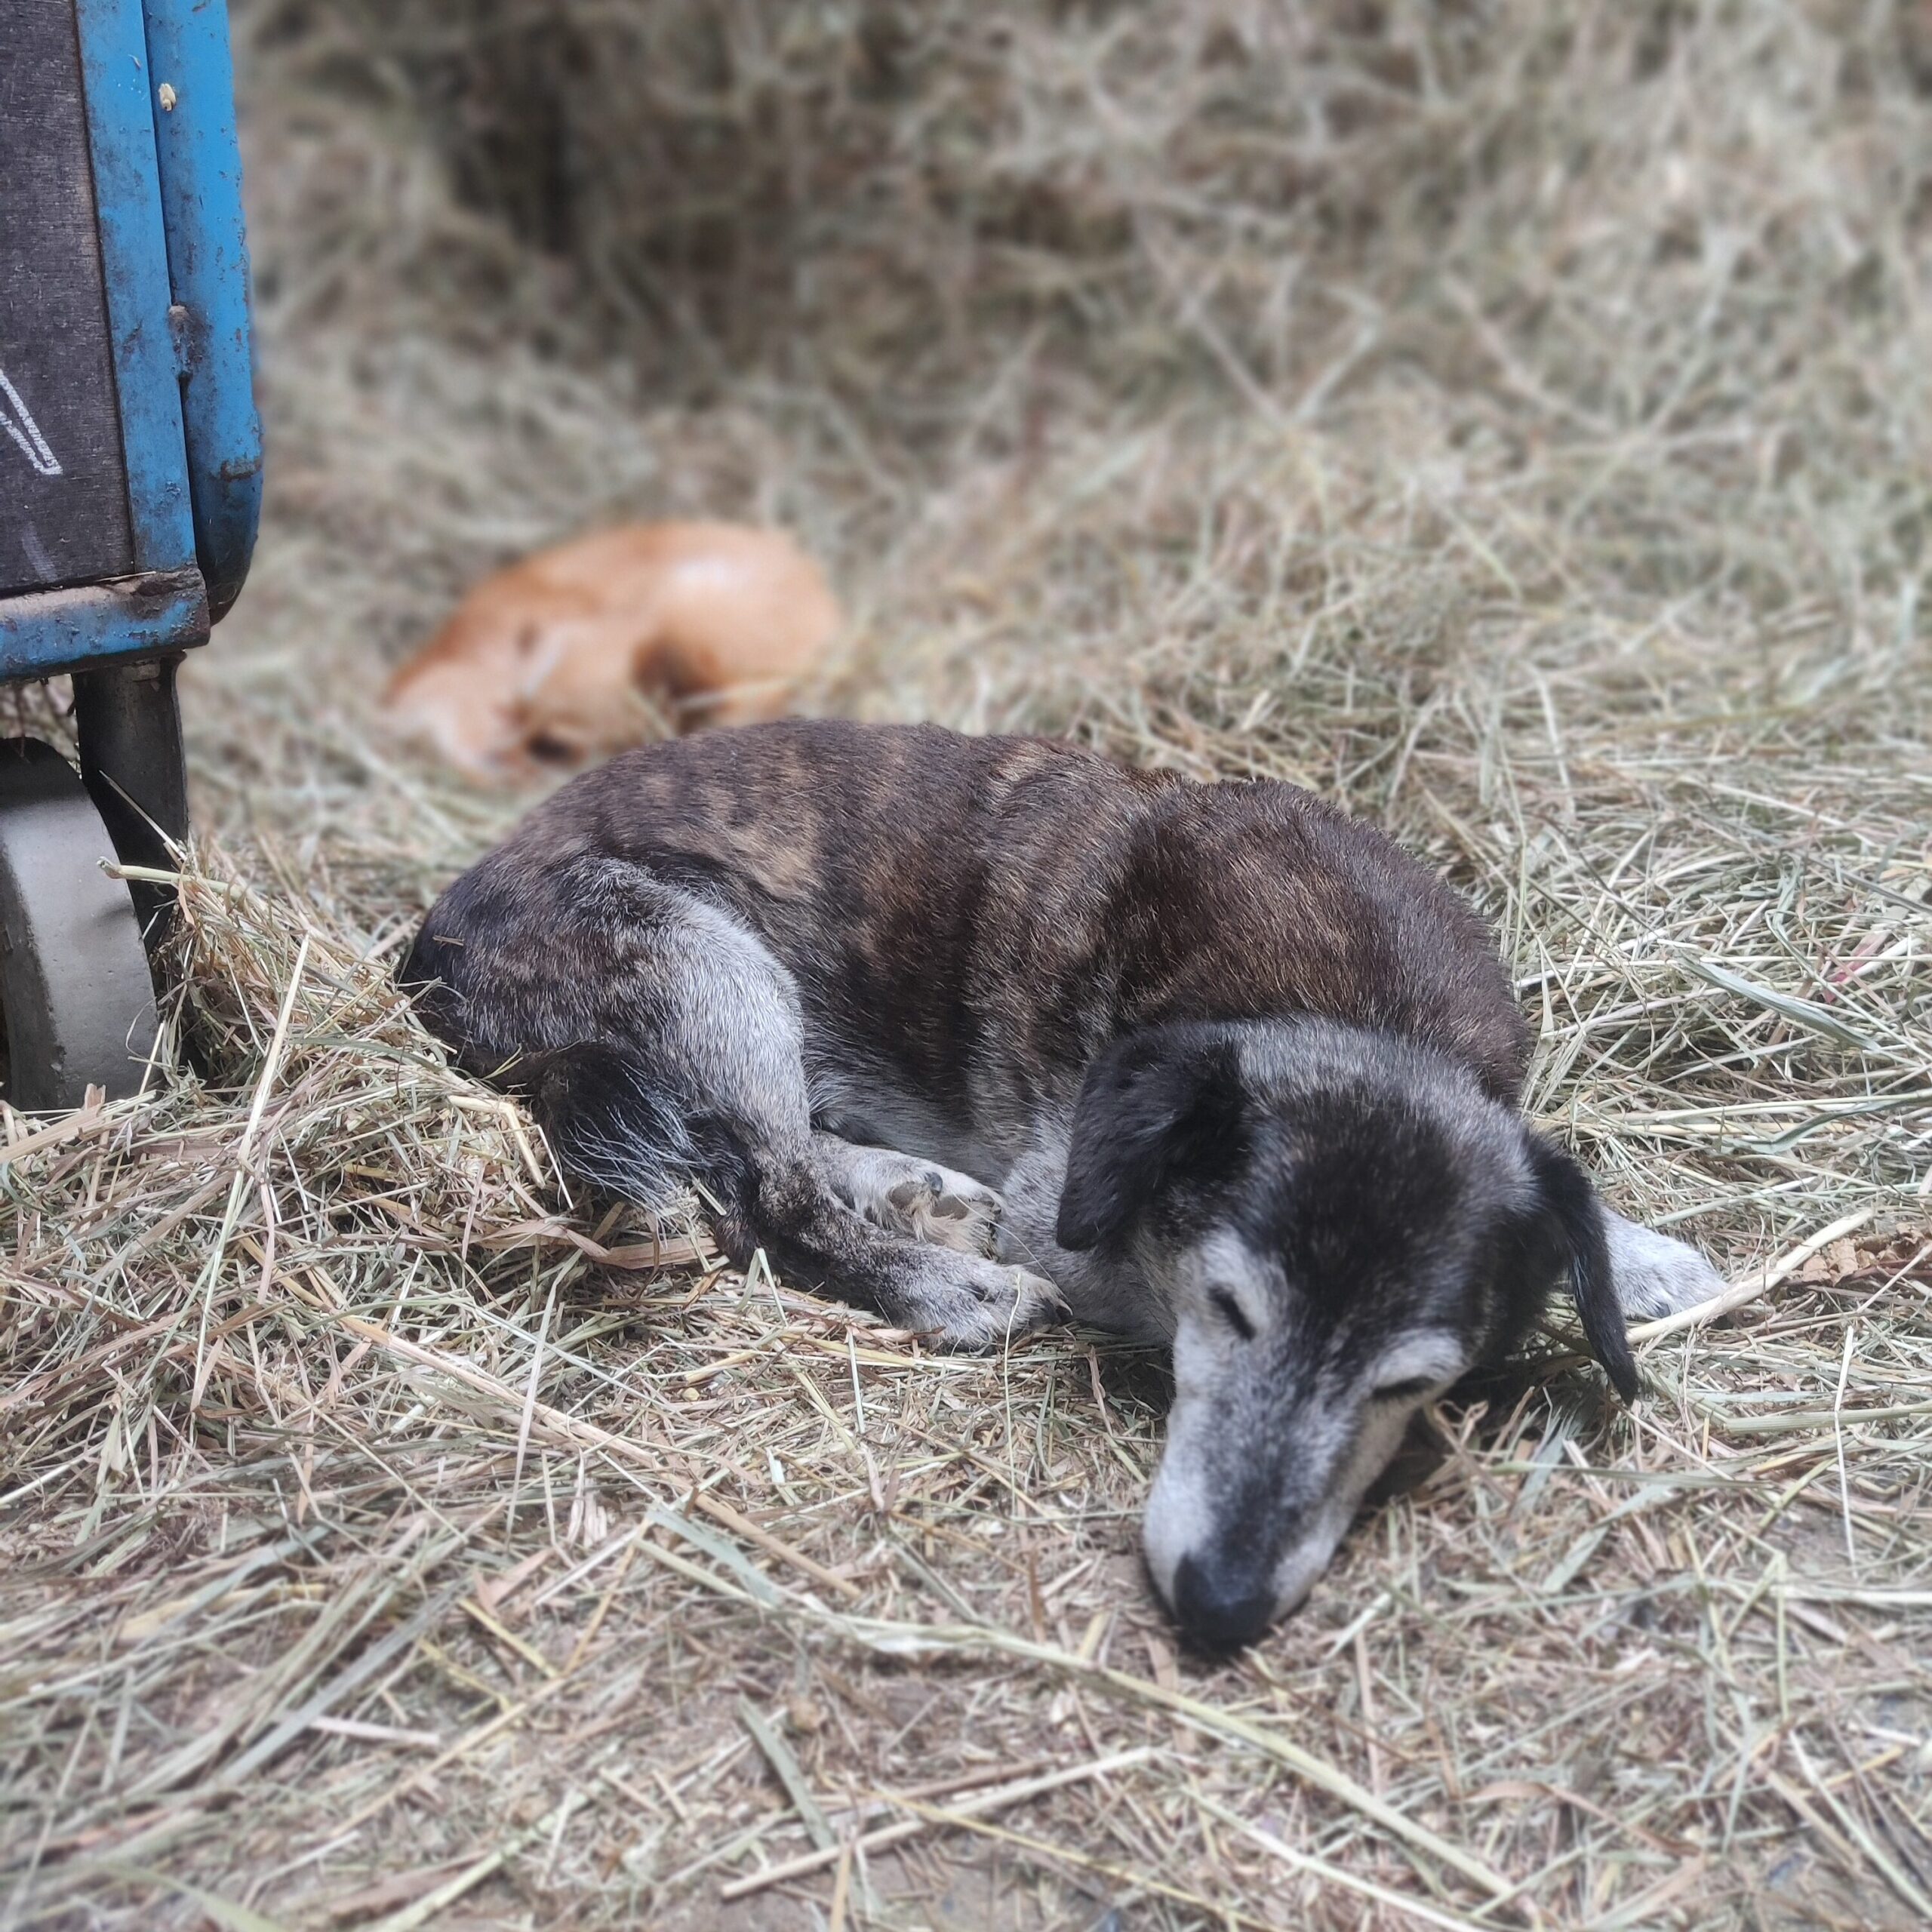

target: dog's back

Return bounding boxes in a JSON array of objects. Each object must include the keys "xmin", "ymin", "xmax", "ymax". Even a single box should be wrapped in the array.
[{"xmin": 408, "ymin": 720, "xmax": 1527, "ymax": 1139}]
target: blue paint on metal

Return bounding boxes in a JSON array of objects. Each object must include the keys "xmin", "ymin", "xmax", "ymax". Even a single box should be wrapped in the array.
[
  {"xmin": 73, "ymin": 0, "xmax": 198, "ymax": 580},
  {"xmin": 0, "ymin": 573, "xmax": 208, "ymax": 683},
  {"xmin": 143, "ymin": 0, "xmax": 263, "ymax": 621},
  {"xmin": 4, "ymin": 0, "xmax": 259, "ymax": 685},
  {"xmin": 2, "ymin": 0, "xmax": 261, "ymax": 683}
]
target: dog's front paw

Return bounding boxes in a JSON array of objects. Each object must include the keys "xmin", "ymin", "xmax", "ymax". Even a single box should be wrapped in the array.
[
  {"xmin": 1603, "ymin": 1212, "xmax": 1726, "ymax": 1320},
  {"xmin": 906, "ymin": 1255, "xmax": 1062, "ymax": 1349}
]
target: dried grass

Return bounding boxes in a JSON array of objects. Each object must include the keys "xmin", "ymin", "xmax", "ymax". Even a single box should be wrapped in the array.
[{"xmin": 5, "ymin": 2, "xmax": 1932, "ymax": 1927}]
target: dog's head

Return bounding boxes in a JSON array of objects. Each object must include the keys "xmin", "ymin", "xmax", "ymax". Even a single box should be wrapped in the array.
[{"xmin": 1056, "ymin": 1017, "xmax": 1635, "ymax": 1653}]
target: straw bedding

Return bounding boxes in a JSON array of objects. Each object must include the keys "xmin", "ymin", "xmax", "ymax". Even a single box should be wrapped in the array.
[{"xmin": 4, "ymin": 2, "xmax": 1930, "ymax": 1925}]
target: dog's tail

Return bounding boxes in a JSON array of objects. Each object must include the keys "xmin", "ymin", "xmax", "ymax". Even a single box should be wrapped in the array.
[
  {"xmin": 509, "ymin": 1041, "xmax": 703, "ymax": 1214},
  {"xmin": 516, "ymin": 1041, "xmax": 796, "ymax": 1276},
  {"xmin": 397, "ymin": 921, "xmax": 724, "ymax": 1219}
]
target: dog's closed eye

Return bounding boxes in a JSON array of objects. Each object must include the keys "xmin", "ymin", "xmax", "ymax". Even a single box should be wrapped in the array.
[{"xmin": 1208, "ymin": 1287, "xmax": 1256, "ymax": 1342}]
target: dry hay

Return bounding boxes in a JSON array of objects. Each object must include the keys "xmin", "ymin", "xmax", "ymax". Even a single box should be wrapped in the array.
[{"xmin": 5, "ymin": 2, "xmax": 1932, "ymax": 1927}]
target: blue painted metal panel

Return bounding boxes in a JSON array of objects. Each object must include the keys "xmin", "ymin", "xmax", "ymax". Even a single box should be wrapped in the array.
[
  {"xmin": 2, "ymin": 0, "xmax": 258, "ymax": 683},
  {"xmin": 143, "ymin": 0, "xmax": 262, "ymax": 621},
  {"xmin": 72, "ymin": 0, "xmax": 198, "ymax": 582},
  {"xmin": 2, "ymin": 1, "xmax": 137, "ymax": 592},
  {"xmin": 0, "ymin": 571, "xmax": 207, "ymax": 681}
]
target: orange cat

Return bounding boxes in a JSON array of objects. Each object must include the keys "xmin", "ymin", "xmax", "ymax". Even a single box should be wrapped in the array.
[{"xmin": 384, "ymin": 522, "xmax": 842, "ymax": 779}]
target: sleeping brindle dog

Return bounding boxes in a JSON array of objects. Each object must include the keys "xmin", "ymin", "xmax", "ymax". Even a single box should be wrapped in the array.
[{"xmin": 404, "ymin": 721, "xmax": 1720, "ymax": 1650}]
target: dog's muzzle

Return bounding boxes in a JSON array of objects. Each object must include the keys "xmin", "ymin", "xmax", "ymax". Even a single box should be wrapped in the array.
[{"xmin": 1169, "ymin": 1549, "xmax": 1277, "ymax": 1653}]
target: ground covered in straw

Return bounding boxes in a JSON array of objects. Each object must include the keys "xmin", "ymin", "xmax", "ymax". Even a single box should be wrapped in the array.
[{"xmin": 5, "ymin": 3, "xmax": 1932, "ymax": 1927}]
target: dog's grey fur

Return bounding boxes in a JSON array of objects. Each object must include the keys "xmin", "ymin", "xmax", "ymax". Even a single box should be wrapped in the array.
[{"xmin": 405, "ymin": 721, "xmax": 1721, "ymax": 1649}]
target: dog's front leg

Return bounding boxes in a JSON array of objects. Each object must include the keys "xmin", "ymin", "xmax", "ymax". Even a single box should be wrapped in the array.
[
  {"xmin": 992, "ymin": 1136, "xmax": 1172, "ymax": 1343},
  {"xmin": 1601, "ymin": 1211, "xmax": 1727, "ymax": 1319}
]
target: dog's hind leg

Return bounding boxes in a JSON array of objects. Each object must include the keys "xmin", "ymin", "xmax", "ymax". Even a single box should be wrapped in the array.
[
  {"xmin": 810, "ymin": 1135, "xmax": 1003, "ymax": 1258},
  {"xmin": 448, "ymin": 863, "xmax": 1055, "ymax": 1346},
  {"xmin": 722, "ymin": 1148, "xmax": 1056, "ymax": 1346}
]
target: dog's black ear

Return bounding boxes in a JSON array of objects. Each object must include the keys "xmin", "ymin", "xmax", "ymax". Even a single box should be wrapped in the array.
[
  {"xmin": 1522, "ymin": 1133, "xmax": 1638, "ymax": 1401},
  {"xmin": 1057, "ymin": 1024, "xmax": 1248, "ymax": 1251}
]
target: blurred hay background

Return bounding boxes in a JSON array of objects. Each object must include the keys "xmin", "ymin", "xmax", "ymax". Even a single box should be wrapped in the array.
[{"xmin": 5, "ymin": 2, "xmax": 1932, "ymax": 1927}]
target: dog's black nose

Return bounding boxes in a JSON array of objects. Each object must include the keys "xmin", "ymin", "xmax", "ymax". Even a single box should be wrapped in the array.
[{"xmin": 1171, "ymin": 1553, "xmax": 1275, "ymax": 1653}]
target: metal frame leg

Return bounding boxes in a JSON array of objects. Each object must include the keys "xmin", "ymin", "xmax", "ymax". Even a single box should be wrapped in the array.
[{"xmin": 72, "ymin": 654, "xmax": 189, "ymax": 934}]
